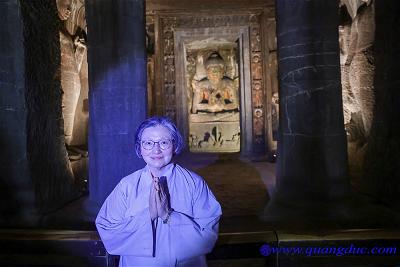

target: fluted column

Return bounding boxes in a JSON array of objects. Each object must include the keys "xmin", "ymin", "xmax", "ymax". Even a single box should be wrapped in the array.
[
  {"xmin": 275, "ymin": 0, "xmax": 349, "ymax": 201},
  {"xmin": 86, "ymin": 0, "xmax": 147, "ymax": 206}
]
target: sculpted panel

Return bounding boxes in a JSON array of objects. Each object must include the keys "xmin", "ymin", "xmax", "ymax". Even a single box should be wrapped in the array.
[
  {"xmin": 340, "ymin": 0, "xmax": 375, "ymax": 141},
  {"xmin": 191, "ymin": 52, "xmax": 239, "ymax": 113},
  {"xmin": 57, "ymin": 0, "xmax": 88, "ymax": 182},
  {"xmin": 187, "ymin": 49, "xmax": 240, "ymax": 153},
  {"xmin": 157, "ymin": 13, "xmax": 270, "ymax": 155}
]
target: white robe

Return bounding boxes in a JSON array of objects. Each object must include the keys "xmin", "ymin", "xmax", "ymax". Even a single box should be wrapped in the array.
[{"xmin": 96, "ymin": 163, "xmax": 222, "ymax": 266}]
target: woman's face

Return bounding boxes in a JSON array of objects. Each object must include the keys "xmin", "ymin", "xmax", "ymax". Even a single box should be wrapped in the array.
[{"xmin": 140, "ymin": 125, "xmax": 174, "ymax": 174}]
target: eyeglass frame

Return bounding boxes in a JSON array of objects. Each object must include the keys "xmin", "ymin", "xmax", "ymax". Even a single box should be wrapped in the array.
[{"xmin": 140, "ymin": 139, "xmax": 174, "ymax": 150}]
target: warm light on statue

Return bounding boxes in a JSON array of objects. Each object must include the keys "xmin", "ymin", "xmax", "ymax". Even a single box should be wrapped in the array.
[
  {"xmin": 191, "ymin": 52, "xmax": 239, "ymax": 113},
  {"xmin": 187, "ymin": 49, "xmax": 241, "ymax": 153}
]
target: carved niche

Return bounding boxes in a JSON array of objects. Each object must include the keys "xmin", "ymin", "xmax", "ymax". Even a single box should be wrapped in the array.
[{"xmin": 153, "ymin": 11, "xmax": 274, "ymax": 155}]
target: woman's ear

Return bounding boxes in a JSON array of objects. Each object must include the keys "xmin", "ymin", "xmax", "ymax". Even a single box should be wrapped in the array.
[{"xmin": 135, "ymin": 143, "xmax": 142, "ymax": 158}]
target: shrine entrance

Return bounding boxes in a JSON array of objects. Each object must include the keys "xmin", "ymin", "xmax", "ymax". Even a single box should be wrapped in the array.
[{"xmin": 148, "ymin": 11, "xmax": 278, "ymax": 157}]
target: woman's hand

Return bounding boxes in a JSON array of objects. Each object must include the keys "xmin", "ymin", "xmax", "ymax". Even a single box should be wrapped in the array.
[
  {"xmin": 149, "ymin": 179, "xmax": 158, "ymax": 221},
  {"xmin": 150, "ymin": 175, "xmax": 171, "ymax": 221},
  {"xmin": 152, "ymin": 176, "xmax": 171, "ymax": 221}
]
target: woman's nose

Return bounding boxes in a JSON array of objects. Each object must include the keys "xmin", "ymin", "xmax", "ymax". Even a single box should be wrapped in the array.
[{"xmin": 153, "ymin": 143, "xmax": 162, "ymax": 153}]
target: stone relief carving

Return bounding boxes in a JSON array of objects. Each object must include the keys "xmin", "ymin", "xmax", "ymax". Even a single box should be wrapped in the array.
[
  {"xmin": 162, "ymin": 18, "xmax": 177, "ymax": 120},
  {"xmin": 251, "ymin": 26, "xmax": 261, "ymax": 52},
  {"xmin": 340, "ymin": 0, "xmax": 375, "ymax": 142},
  {"xmin": 251, "ymin": 53, "xmax": 263, "ymax": 80},
  {"xmin": 188, "ymin": 49, "xmax": 240, "ymax": 153},
  {"xmin": 176, "ymin": 15, "xmax": 254, "ymax": 28},
  {"xmin": 191, "ymin": 52, "xmax": 239, "ymax": 113},
  {"xmin": 268, "ymin": 50, "xmax": 279, "ymax": 143},
  {"xmin": 157, "ymin": 13, "xmax": 268, "ymax": 154},
  {"xmin": 250, "ymin": 23, "xmax": 265, "ymax": 144},
  {"xmin": 185, "ymin": 53, "xmax": 197, "ymax": 114},
  {"xmin": 189, "ymin": 122, "xmax": 241, "ymax": 152},
  {"xmin": 146, "ymin": 17, "xmax": 155, "ymax": 114},
  {"xmin": 253, "ymin": 87, "xmax": 263, "ymax": 108},
  {"xmin": 56, "ymin": 0, "xmax": 88, "ymax": 179},
  {"xmin": 164, "ymin": 57, "xmax": 175, "ymax": 83}
]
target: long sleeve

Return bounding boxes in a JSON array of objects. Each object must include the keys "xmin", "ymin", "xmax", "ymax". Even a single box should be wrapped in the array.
[
  {"xmin": 95, "ymin": 181, "xmax": 153, "ymax": 257},
  {"xmin": 169, "ymin": 177, "xmax": 222, "ymax": 262}
]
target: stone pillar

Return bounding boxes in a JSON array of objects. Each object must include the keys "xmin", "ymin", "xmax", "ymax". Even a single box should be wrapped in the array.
[
  {"xmin": 0, "ymin": 0, "xmax": 35, "ymax": 226},
  {"xmin": 86, "ymin": 0, "xmax": 147, "ymax": 206},
  {"xmin": 275, "ymin": 0, "xmax": 349, "ymax": 201},
  {"xmin": 21, "ymin": 1, "xmax": 79, "ymax": 214}
]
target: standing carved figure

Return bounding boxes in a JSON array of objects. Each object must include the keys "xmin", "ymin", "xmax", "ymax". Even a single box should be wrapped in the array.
[
  {"xmin": 340, "ymin": 0, "xmax": 375, "ymax": 138},
  {"xmin": 57, "ymin": 0, "xmax": 88, "ymax": 156}
]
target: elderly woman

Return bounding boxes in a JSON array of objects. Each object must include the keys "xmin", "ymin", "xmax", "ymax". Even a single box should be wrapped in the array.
[{"xmin": 96, "ymin": 116, "xmax": 222, "ymax": 267}]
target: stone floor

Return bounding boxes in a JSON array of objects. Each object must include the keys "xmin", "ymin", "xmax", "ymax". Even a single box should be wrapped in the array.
[
  {"xmin": 177, "ymin": 152, "xmax": 400, "ymax": 231},
  {"xmin": 175, "ymin": 152, "xmax": 274, "ymax": 218}
]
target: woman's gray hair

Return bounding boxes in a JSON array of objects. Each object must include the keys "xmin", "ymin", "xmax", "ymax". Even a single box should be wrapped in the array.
[{"xmin": 134, "ymin": 116, "xmax": 185, "ymax": 158}]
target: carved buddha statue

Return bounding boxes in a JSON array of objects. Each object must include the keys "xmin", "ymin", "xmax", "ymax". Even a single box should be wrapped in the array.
[{"xmin": 191, "ymin": 52, "xmax": 239, "ymax": 113}]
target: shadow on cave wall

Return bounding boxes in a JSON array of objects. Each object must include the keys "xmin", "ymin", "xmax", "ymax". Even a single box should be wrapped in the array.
[
  {"xmin": 360, "ymin": 1, "xmax": 400, "ymax": 208},
  {"xmin": 0, "ymin": 136, "xmax": 21, "ymax": 226}
]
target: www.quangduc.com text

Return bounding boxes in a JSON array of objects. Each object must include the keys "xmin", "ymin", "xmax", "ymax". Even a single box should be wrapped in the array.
[{"xmin": 259, "ymin": 243, "xmax": 397, "ymax": 257}]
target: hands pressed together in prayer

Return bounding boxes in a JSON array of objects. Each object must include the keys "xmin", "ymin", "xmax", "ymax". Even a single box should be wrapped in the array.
[{"xmin": 149, "ymin": 175, "xmax": 172, "ymax": 223}]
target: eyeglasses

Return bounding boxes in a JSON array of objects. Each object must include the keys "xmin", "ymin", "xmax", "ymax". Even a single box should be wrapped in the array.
[{"xmin": 141, "ymin": 139, "xmax": 173, "ymax": 150}]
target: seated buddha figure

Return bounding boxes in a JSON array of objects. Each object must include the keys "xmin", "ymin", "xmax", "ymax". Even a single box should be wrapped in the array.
[{"xmin": 191, "ymin": 52, "xmax": 239, "ymax": 113}]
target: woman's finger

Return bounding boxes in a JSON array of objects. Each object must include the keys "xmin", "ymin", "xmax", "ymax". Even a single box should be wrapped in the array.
[
  {"xmin": 159, "ymin": 187, "xmax": 167, "ymax": 199},
  {"xmin": 154, "ymin": 180, "xmax": 160, "ymax": 192},
  {"xmin": 149, "ymin": 181, "xmax": 158, "ymax": 220}
]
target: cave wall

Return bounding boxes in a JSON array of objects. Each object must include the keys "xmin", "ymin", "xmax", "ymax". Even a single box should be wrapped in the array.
[{"xmin": 340, "ymin": 0, "xmax": 400, "ymax": 207}]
